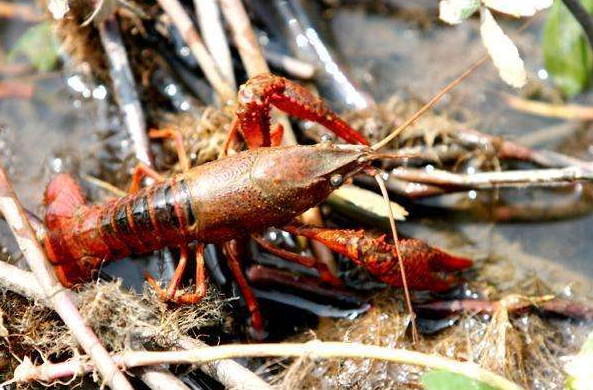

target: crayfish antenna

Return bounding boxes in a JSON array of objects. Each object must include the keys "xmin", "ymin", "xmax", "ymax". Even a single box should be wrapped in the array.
[
  {"xmin": 374, "ymin": 172, "xmax": 419, "ymax": 345},
  {"xmin": 370, "ymin": 57, "xmax": 487, "ymax": 151}
]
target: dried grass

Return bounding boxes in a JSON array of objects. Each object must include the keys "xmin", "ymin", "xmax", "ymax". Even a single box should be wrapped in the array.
[
  {"xmin": 156, "ymin": 108, "xmax": 232, "ymax": 169},
  {"xmin": 269, "ymin": 289, "xmax": 582, "ymax": 390}
]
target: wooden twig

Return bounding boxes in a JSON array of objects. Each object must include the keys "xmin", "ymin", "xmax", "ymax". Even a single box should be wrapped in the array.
[
  {"xmin": 455, "ymin": 128, "xmax": 593, "ymax": 173},
  {"xmin": 0, "ymin": 80, "xmax": 35, "ymax": 99},
  {"xmin": 137, "ymin": 365, "xmax": 191, "ymax": 390},
  {"xmin": 0, "ymin": 164, "xmax": 133, "ymax": 390},
  {"xmin": 219, "ymin": 0, "xmax": 268, "ymax": 78},
  {"xmin": 194, "ymin": 0, "xmax": 236, "ymax": 90},
  {"xmin": 505, "ymin": 94, "xmax": 593, "ymax": 120},
  {"xmin": 261, "ymin": 48, "xmax": 316, "ymax": 79},
  {"xmin": 11, "ymin": 341, "xmax": 524, "ymax": 390},
  {"xmin": 157, "ymin": 0, "xmax": 235, "ymax": 102},
  {"xmin": 0, "ymin": 1, "xmax": 42, "ymax": 22},
  {"xmin": 98, "ymin": 15, "xmax": 153, "ymax": 167},
  {"xmin": 0, "ymin": 261, "xmax": 44, "ymax": 301},
  {"xmin": 392, "ymin": 166, "xmax": 593, "ymax": 189},
  {"xmin": 0, "ymin": 263, "xmax": 272, "ymax": 389}
]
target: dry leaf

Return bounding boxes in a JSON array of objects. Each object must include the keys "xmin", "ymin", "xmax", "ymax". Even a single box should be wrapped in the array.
[
  {"xmin": 480, "ymin": 7, "xmax": 527, "ymax": 88},
  {"xmin": 483, "ymin": 0, "xmax": 553, "ymax": 17},
  {"xmin": 329, "ymin": 184, "xmax": 408, "ymax": 221},
  {"xmin": 439, "ymin": 0, "xmax": 481, "ymax": 24}
]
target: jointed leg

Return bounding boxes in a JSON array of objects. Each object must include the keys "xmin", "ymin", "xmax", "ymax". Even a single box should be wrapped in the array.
[
  {"xmin": 128, "ymin": 163, "xmax": 164, "ymax": 194},
  {"xmin": 149, "ymin": 128, "xmax": 190, "ymax": 171},
  {"xmin": 224, "ymin": 240, "xmax": 265, "ymax": 338},
  {"xmin": 252, "ymin": 234, "xmax": 342, "ymax": 287},
  {"xmin": 145, "ymin": 244, "xmax": 208, "ymax": 304}
]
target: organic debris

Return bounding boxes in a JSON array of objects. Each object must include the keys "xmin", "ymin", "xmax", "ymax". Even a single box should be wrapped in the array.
[{"xmin": 0, "ymin": 280, "xmax": 226, "ymax": 384}]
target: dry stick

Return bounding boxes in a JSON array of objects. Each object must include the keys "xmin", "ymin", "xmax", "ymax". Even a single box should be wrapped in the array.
[
  {"xmin": 0, "ymin": 263, "xmax": 273, "ymax": 390},
  {"xmin": 0, "ymin": 1, "xmax": 42, "ymax": 22},
  {"xmin": 504, "ymin": 94, "xmax": 593, "ymax": 120},
  {"xmin": 218, "ymin": 0, "xmax": 336, "ymax": 274},
  {"xmin": 0, "ymin": 166, "xmax": 133, "ymax": 390},
  {"xmin": 262, "ymin": 49, "xmax": 316, "ymax": 80},
  {"xmin": 455, "ymin": 128, "xmax": 593, "ymax": 174},
  {"xmin": 194, "ymin": 0, "xmax": 236, "ymax": 90},
  {"xmin": 0, "ymin": 261, "xmax": 44, "ymax": 301},
  {"xmin": 98, "ymin": 15, "xmax": 153, "ymax": 167},
  {"xmin": 392, "ymin": 166, "xmax": 593, "ymax": 189},
  {"xmin": 127, "ymin": 342, "xmax": 524, "ymax": 390},
  {"xmin": 176, "ymin": 336, "xmax": 273, "ymax": 390},
  {"xmin": 137, "ymin": 365, "xmax": 191, "ymax": 390},
  {"xmin": 158, "ymin": 0, "xmax": 235, "ymax": 103},
  {"xmin": 13, "ymin": 342, "xmax": 524, "ymax": 390},
  {"xmin": 218, "ymin": 0, "xmax": 269, "ymax": 81}
]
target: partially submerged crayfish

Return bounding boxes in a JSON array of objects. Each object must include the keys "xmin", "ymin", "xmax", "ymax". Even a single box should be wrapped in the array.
[{"xmin": 42, "ymin": 74, "xmax": 472, "ymax": 335}]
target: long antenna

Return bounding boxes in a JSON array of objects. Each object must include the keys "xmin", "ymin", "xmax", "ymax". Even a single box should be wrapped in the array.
[
  {"xmin": 375, "ymin": 173, "xmax": 419, "ymax": 344},
  {"xmin": 371, "ymin": 56, "xmax": 487, "ymax": 151}
]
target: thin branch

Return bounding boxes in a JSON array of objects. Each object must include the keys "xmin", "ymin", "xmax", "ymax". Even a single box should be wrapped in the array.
[
  {"xmin": 455, "ymin": 128, "xmax": 593, "ymax": 173},
  {"xmin": 98, "ymin": 15, "xmax": 153, "ymax": 167},
  {"xmin": 13, "ymin": 341, "xmax": 523, "ymax": 390},
  {"xmin": 262, "ymin": 49, "xmax": 316, "ymax": 79},
  {"xmin": 157, "ymin": 0, "xmax": 235, "ymax": 102},
  {"xmin": 561, "ymin": 0, "xmax": 593, "ymax": 52},
  {"xmin": 0, "ymin": 261, "xmax": 44, "ymax": 301},
  {"xmin": 194, "ymin": 0, "xmax": 236, "ymax": 90},
  {"xmin": 176, "ymin": 336, "xmax": 273, "ymax": 390},
  {"xmin": 505, "ymin": 94, "xmax": 593, "ymax": 120},
  {"xmin": 0, "ymin": 80, "xmax": 35, "ymax": 99},
  {"xmin": 0, "ymin": 165, "xmax": 133, "ymax": 390},
  {"xmin": 391, "ymin": 166, "xmax": 593, "ymax": 190},
  {"xmin": 219, "ymin": 0, "xmax": 269, "ymax": 77},
  {"xmin": 0, "ymin": 1, "xmax": 42, "ymax": 22},
  {"xmin": 133, "ymin": 342, "xmax": 524, "ymax": 390},
  {"xmin": 137, "ymin": 365, "xmax": 191, "ymax": 390}
]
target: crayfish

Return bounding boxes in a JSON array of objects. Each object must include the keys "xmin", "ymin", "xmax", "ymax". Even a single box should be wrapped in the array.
[{"xmin": 41, "ymin": 74, "xmax": 472, "ymax": 336}]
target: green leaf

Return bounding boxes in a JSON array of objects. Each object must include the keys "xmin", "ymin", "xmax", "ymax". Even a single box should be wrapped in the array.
[
  {"xmin": 421, "ymin": 370, "xmax": 498, "ymax": 390},
  {"xmin": 543, "ymin": 0, "xmax": 593, "ymax": 97},
  {"xmin": 8, "ymin": 22, "xmax": 59, "ymax": 72}
]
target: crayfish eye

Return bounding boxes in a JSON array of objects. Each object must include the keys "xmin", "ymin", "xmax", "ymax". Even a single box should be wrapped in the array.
[
  {"xmin": 330, "ymin": 174, "xmax": 343, "ymax": 187},
  {"xmin": 320, "ymin": 133, "xmax": 335, "ymax": 145}
]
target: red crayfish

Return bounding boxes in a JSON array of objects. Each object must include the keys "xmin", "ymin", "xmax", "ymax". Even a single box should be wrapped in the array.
[{"xmin": 42, "ymin": 74, "xmax": 472, "ymax": 335}]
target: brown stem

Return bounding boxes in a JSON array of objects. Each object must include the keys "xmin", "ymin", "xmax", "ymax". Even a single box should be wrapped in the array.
[
  {"xmin": 0, "ymin": 165, "xmax": 133, "ymax": 390},
  {"xmin": 0, "ymin": 1, "xmax": 42, "ymax": 22}
]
